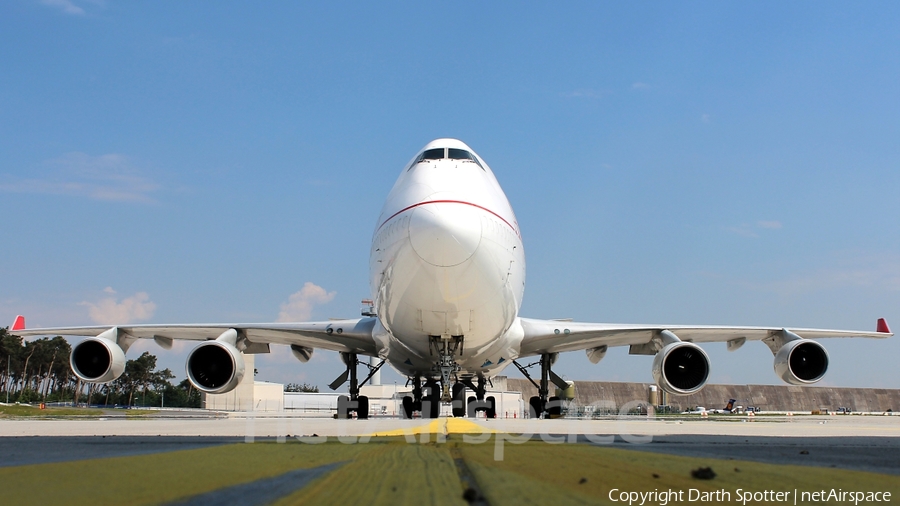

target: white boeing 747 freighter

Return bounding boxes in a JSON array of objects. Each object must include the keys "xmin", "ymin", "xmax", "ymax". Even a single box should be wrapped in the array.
[{"xmin": 10, "ymin": 139, "xmax": 892, "ymax": 419}]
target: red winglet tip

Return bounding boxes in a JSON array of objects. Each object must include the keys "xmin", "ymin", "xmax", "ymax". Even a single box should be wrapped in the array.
[
  {"xmin": 876, "ymin": 318, "xmax": 891, "ymax": 334},
  {"xmin": 11, "ymin": 315, "xmax": 25, "ymax": 331}
]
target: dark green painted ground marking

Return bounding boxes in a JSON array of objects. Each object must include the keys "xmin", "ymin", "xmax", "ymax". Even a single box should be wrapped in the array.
[
  {"xmin": 2, "ymin": 436, "xmax": 897, "ymax": 506},
  {"xmin": 165, "ymin": 462, "xmax": 345, "ymax": 506}
]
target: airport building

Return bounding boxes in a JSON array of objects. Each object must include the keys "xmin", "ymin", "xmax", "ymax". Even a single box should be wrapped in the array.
[
  {"xmin": 202, "ymin": 355, "xmax": 285, "ymax": 411},
  {"xmin": 505, "ymin": 379, "xmax": 900, "ymax": 415},
  {"xmin": 203, "ymin": 357, "xmax": 898, "ymax": 416},
  {"xmin": 202, "ymin": 355, "xmax": 524, "ymax": 416}
]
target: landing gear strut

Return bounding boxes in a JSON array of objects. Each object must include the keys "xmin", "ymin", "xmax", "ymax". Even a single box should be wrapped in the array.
[
  {"xmin": 430, "ymin": 335, "xmax": 463, "ymax": 402},
  {"xmin": 514, "ymin": 353, "xmax": 568, "ymax": 418},
  {"xmin": 330, "ymin": 352, "xmax": 385, "ymax": 420}
]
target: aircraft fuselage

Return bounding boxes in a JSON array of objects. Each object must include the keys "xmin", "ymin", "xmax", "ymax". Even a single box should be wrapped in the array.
[{"xmin": 369, "ymin": 139, "xmax": 526, "ymax": 378}]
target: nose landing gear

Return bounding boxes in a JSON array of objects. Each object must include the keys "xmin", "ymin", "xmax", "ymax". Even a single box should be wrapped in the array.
[{"xmin": 430, "ymin": 335, "xmax": 463, "ymax": 402}]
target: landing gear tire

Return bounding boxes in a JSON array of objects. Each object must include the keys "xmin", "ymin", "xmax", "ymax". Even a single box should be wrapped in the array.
[
  {"xmin": 529, "ymin": 396, "xmax": 544, "ymax": 419},
  {"xmin": 337, "ymin": 395, "xmax": 351, "ymax": 419},
  {"xmin": 402, "ymin": 396, "xmax": 414, "ymax": 419},
  {"xmin": 357, "ymin": 395, "xmax": 369, "ymax": 420},
  {"xmin": 548, "ymin": 395, "xmax": 562, "ymax": 419},
  {"xmin": 423, "ymin": 392, "xmax": 440, "ymax": 419},
  {"xmin": 422, "ymin": 381, "xmax": 441, "ymax": 419},
  {"xmin": 486, "ymin": 396, "xmax": 497, "ymax": 419},
  {"xmin": 452, "ymin": 383, "xmax": 466, "ymax": 417},
  {"xmin": 466, "ymin": 396, "xmax": 477, "ymax": 418}
]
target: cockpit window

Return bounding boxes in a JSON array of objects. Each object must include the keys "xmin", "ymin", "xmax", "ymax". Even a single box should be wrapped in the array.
[
  {"xmin": 409, "ymin": 146, "xmax": 485, "ymax": 171},
  {"xmin": 448, "ymin": 148, "xmax": 484, "ymax": 169},
  {"xmin": 421, "ymin": 148, "xmax": 445, "ymax": 160},
  {"xmin": 448, "ymin": 148, "xmax": 471, "ymax": 160}
]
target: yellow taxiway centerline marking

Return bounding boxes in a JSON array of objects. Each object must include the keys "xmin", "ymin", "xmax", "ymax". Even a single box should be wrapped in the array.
[{"xmin": 367, "ymin": 417, "xmax": 497, "ymax": 437}]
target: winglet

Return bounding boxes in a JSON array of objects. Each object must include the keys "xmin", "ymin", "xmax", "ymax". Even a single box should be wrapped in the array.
[
  {"xmin": 11, "ymin": 315, "xmax": 25, "ymax": 331},
  {"xmin": 876, "ymin": 318, "xmax": 891, "ymax": 334}
]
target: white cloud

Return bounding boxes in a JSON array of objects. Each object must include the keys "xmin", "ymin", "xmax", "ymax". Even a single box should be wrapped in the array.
[
  {"xmin": 726, "ymin": 220, "xmax": 783, "ymax": 238},
  {"xmin": 81, "ymin": 290, "xmax": 157, "ymax": 325},
  {"xmin": 748, "ymin": 254, "xmax": 900, "ymax": 296},
  {"xmin": 277, "ymin": 282, "xmax": 336, "ymax": 322},
  {"xmin": 725, "ymin": 226, "xmax": 759, "ymax": 239},
  {"xmin": 0, "ymin": 152, "xmax": 162, "ymax": 203},
  {"xmin": 40, "ymin": 0, "xmax": 85, "ymax": 15}
]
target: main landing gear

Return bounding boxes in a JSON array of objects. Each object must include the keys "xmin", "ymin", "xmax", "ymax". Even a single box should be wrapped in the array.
[
  {"xmin": 330, "ymin": 352, "xmax": 385, "ymax": 419},
  {"xmin": 459, "ymin": 376, "xmax": 496, "ymax": 419},
  {"xmin": 401, "ymin": 334, "xmax": 496, "ymax": 419},
  {"xmin": 514, "ymin": 353, "xmax": 569, "ymax": 419},
  {"xmin": 400, "ymin": 375, "xmax": 441, "ymax": 419},
  {"xmin": 400, "ymin": 375, "xmax": 497, "ymax": 419}
]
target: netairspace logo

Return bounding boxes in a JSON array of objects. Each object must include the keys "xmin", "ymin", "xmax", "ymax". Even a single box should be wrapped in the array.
[{"xmin": 607, "ymin": 488, "xmax": 892, "ymax": 506}]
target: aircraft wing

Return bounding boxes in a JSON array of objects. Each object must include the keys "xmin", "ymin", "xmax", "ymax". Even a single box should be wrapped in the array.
[
  {"xmin": 518, "ymin": 317, "xmax": 892, "ymax": 358},
  {"xmin": 8, "ymin": 316, "xmax": 379, "ymax": 355}
]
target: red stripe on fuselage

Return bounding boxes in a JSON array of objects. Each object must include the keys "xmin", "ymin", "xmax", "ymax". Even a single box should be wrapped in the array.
[{"xmin": 377, "ymin": 200, "xmax": 519, "ymax": 237}]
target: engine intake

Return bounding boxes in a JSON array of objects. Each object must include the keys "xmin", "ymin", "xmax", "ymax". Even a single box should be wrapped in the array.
[
  {"xmin": 774, "ymin": 339, "xmax": 828, "ymax": 385},
  {"xmin": 652, "ymin": 342, "xmax": 710, "ymax": 395},
  {"xmin": 70, "ymin": 338, "xmax": 126, "ymax": 383},
  {"xmin": 186, "ymin": 341, "xmax": 245, "ymax": 394}
]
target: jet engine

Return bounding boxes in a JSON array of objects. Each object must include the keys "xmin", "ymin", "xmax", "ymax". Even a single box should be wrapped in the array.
[
  {"xmin": 774, "ymin": 339, "xmax": 828, "ymax": 385},
  {"xmin": 186, "ymin": 340, "xmax": 245, "ymax": 394},
  {"xmin": 70, "ymin": 338, "xmax": 126, "ymax": 383},
  {"xmin": 652, "ymin": 341, "xmax": 710, "ymax": 395}
]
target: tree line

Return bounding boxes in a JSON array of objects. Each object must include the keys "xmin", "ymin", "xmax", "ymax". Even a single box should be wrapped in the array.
[{"xmin": 1, "ymin": 327, "xmax": 200, "ymax": 408}]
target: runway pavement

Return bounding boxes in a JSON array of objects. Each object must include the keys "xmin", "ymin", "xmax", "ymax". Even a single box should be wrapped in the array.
[
  {"xmin": 3, "ymin": 415, "xmax": 898, "ymax": 506},
  {"xmin": 1, "ymin": 414, "xmax": 898, "ymax": 474},
  {"xmin": 609, "ymin": 434, "xmax": 900, "ymax": 475},
  {"xmin": 2, "ymin": 412, "xmax": 897, "ymax": 438}
]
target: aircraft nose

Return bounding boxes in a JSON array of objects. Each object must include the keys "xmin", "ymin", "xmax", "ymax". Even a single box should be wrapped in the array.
[{"xmin": 408, "ymin": 202, "xmax": 483, "ymax": 267}]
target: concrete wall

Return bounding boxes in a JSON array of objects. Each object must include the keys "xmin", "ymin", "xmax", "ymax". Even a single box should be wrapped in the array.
[
  {"xmin": 202, "ymin": 355, "xmax": 284, "ymax": 412},
  {"xmin": 252, "ymin": 381, "xmax": 284, "ymax": 412},
  {"xmin": 284, "ymin": 392, "xmax": 341, "ymax": 414},
  {"xmin": 506, "ymin": 378, "xmax": 900, "ymax": 413},
  {"xmin": 203, "ymin": 354, "xmax": 256, "ymax": 411}
]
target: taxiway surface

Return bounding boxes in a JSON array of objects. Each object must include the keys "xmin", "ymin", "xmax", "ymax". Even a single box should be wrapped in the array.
[{"xmin": 2, "ymin": 414, "xmax": 898, "ymax": 474}]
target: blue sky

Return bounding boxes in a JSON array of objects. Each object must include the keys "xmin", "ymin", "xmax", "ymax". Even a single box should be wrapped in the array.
[{"xmin": 2, "ymin": 2, "xmax": 898, "ymax": 390}]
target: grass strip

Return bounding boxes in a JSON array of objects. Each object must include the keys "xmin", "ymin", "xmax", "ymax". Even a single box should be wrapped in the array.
[
  {"xmin": 275, "ymin": 441, "xmax": 467, "ymax": 506},
  {"xmin": 0, "ymin": 405, "xmax": 104, "ymax": 418},
  {"xmin": 2, "ymin": 436, "xmax": 897, "ymax": 506},
  {"xmin": 459, "ymin": 440, "xmax": 900, "ymax": 505},
  {"xmin": 0, "ymin": 441, "xmax": 366, "ymax": 506}
]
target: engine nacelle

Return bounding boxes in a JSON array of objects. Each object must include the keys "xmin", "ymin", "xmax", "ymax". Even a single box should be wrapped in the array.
[
  {"xmin": 186, "ymin": 341, "xmax": 245, "ymax": 394},
  {"xmin": 652, "ymin": 342, "xmax": 710, "ymax": 395},
  {"xmin": 774, "ymin": 339, "xmax": 828, "ymax": 385},
  {"xmin": 70, "ymin": 338, "xmax": 126, "ymax": 383}
]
